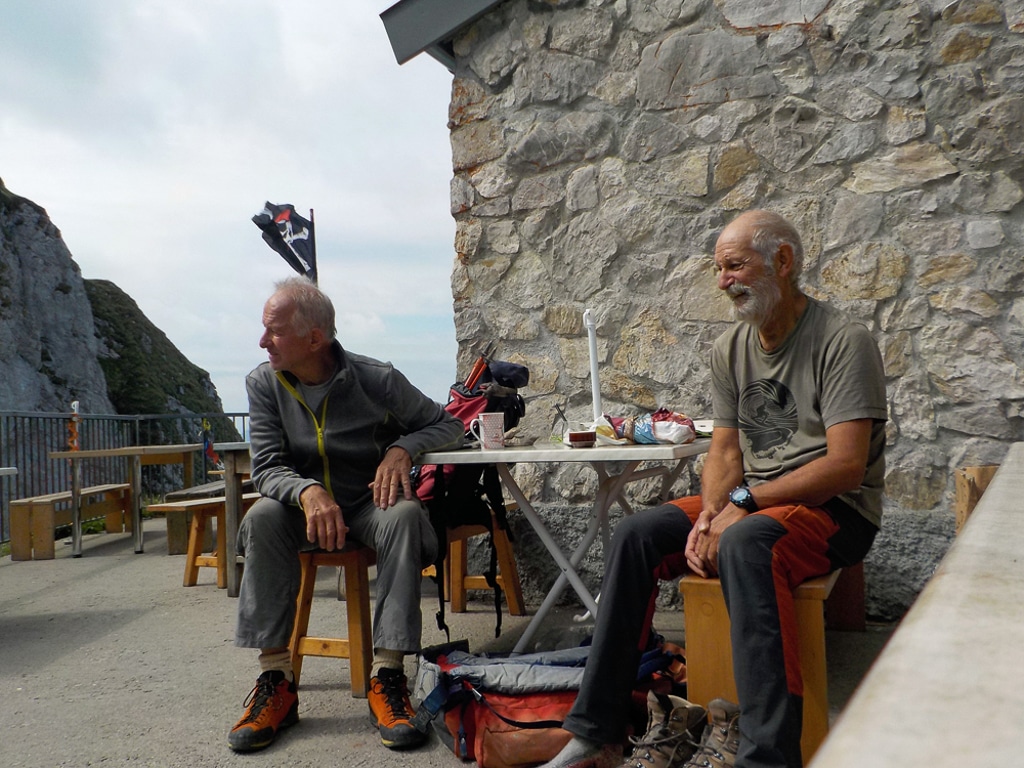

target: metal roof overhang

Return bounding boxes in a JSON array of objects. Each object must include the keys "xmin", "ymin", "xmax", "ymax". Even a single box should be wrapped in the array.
[{"xmin": 380, "ymin": 0, "xmax": 507, "ymax": 70}]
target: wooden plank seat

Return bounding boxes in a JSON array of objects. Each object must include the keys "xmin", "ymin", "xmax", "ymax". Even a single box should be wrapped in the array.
[
  {"xmin": 9, "ymin": 483, "xmax": 133, "ymax": 561},
  {"xmin": 680, "ymin": 569, "xmax": 854, "ymax": 766},
  {"xmin": 146, "ymin": 492, "xmax": 260, "ymax": 587},
  {"xmin": 163, "ymin": 477, "xmax": 254, "ymax": 501},
  {"xmin": 159, "ymin": 478, "xmax": 255, "ymax": 555},
  {"xmin": 289, "ymin": 545, "xmax": 377, "ymax": 696}
]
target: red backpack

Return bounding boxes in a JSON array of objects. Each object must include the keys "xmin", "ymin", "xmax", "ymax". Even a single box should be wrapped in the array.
[{"xmin": 413, "ymin": 352, "xmax": 529, "ymax": 640}]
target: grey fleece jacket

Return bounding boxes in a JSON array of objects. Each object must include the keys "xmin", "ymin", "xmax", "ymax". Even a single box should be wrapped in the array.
[{"xmin": 246, "ymin": 341, "xmax": 464, "ymax": 513}]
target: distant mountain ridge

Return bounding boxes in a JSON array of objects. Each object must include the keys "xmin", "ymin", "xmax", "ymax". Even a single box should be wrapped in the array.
[{"xmin": 0, "ymin": 177, "xmax": 228, "ymax": 418}]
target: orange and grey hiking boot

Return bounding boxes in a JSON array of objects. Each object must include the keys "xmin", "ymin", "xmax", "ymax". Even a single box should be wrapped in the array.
[
  {"xmin": 683, "ymin": 699, "xmax": 740, "ymax": 768},
  {"xmin": 368, "ymin": 667, "xmax": 427, "ymax": 749},
  {"xmin": 623, "ymin": 690, "xmax": 707, "ymax": 768},
  {"xmin": 228, "ymin": 670, "xmax": 299, "ymax": 752}
]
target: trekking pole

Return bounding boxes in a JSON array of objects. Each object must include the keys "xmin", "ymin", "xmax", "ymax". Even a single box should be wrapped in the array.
[{"xmin": 583, "ymin": 309, "xmax": 602, "ymax": 426}]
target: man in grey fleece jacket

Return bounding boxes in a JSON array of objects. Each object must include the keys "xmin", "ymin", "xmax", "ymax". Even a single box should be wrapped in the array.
[{"xmin": 227, "ymin": 277, "xmax": 464, "ymax": 754}]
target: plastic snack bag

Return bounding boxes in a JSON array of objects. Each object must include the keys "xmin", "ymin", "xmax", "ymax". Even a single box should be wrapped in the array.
[
  {"xmin": 628, "ymin": 409, "xmax": 696, "ymax": 445},
  {"xmin": 595, "ymin": 415, "xmax": 631, "ymax": 445},
  {"xmin": 650, "ymin": 409, "xmax": 696, "ymax": 444}
]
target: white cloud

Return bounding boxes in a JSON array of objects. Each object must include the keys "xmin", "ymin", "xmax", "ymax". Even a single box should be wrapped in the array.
[{"xmin": 0, "ymin": 1, "xmax": 457, "ymax": 413}]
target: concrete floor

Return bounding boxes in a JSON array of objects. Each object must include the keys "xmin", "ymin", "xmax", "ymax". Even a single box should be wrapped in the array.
[{"xmin": 0, "ymin": 519, "xmax": 893, "ymax": 768}]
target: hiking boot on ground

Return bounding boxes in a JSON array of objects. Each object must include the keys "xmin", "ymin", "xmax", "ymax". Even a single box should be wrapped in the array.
[
  {"xmin": 228, "ymin": 670, "xmax": 299, "ymax": 752},
  {"xmin": 622, "ymin": 689, "xmax": 707, "ymax": 768},
  {"xmin": 683, "ymin": 698, "xmax": 740, "ymax": 768},
  {"xmin": 368, "ymin": 667, "xmax": 428, "ymax": 749}
]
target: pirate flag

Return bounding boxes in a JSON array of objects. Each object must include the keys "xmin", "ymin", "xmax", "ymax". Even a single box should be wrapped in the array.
[{"xmin": 252, "ymin": 202, "xmax": 317, "ymax": 283}]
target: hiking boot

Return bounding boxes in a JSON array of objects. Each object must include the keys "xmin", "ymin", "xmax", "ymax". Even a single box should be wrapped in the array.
[
  {"xmin": 228, "ymin": 670, "xmax": 299, "ymax": 752},
  {"xmin": 683, "ymin": 699, "xmax": 740, "ymax": 768},
  {"xmin": 368, "ymin": 667, "xmax": 427, "ymax": 749},
  {"xmin": 622, "ymin": 690, "xmax": 707, "ymax": 768}
]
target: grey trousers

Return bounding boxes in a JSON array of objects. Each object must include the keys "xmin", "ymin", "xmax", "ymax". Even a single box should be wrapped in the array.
[{"xmin": 234, "ymin": 495, "xmax": 438, "ymax": 653}]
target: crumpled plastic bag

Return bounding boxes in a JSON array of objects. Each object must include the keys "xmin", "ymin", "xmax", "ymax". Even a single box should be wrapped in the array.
[
  {"xmin": 595, "ymin": 415, "xmax": 630, "ymax": 445},
  {"xmin": 597, "ymin": 409, "xmax": 696, "ymax": 445}
]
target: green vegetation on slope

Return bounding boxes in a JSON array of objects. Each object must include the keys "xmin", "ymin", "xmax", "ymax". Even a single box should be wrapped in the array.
[{"xmin": 84, "ymin": 278, "xmax": 225, "ymax": 416}]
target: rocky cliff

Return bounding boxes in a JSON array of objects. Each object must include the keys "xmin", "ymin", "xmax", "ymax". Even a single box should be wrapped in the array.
[{"xmin": 0, "ymin": 178, "xmax": 226, "ymax": 417}]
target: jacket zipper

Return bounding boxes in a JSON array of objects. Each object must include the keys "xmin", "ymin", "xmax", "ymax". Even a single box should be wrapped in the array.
[{"xmin": 276, "ymin": 372, "xmax": 334, "ymax": 499}]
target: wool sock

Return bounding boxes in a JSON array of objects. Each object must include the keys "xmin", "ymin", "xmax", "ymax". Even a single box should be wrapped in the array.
[
  {"xmin": 258, "ymin": 649, "xmax": 294, "ymax": 683},
  {"xmin": 540, "ymin": 736, "xmax": 615, "ymax": 768},
  {"xmin": 371, "ymin": 648, "xmax": 405, "ymax": 677}
]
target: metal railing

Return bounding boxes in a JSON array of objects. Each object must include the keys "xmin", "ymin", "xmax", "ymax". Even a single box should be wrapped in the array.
[{"xmin": 0, "ymin": 411, "xmax": 249, "ymax": 544}]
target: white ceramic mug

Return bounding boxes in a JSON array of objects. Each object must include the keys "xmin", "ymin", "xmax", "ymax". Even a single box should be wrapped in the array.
[{"xmin": 470, "ymin": 412, "xmax": 506, "ymax": 450}]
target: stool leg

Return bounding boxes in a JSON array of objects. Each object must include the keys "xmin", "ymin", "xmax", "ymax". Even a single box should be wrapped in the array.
[
  {"xmin": 215, "ymin": 510, "xmax": 227, "ymax": 589},
  {"xmin": 290, "ymin": 553, "xmax": 317, "ymax": 687},
  {"xmin": 450, "ymin": 536, "xmax": 469, "ymax": 613},
  {"xmin": 680, "ymin": 577, "xmax": 738, "ymax": 706},
  {"xmin": 494, "ymin": 528, "xmax": 526, "ymax": 616},
  {"xmin": 796, "ymin": 596, "xmax": 829, "ymax": 763},
  {"xmin": 183, "ymin": 511, "xmax": 205, "ymax": 587},
  {"xmin": 344, "ymin": 552, "xmax": 373, "ymax": 698}
]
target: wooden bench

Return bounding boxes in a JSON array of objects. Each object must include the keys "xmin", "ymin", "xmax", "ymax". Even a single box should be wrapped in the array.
[
  {"xmin": 160, "ymin": 479, "xmax": 256, "ymax": 554},
  {"xmin": 9, "ymin": 483, "xmax": 133, "ymax": 561},
  {"xmin": 680, "ymin": 567, "xmax": 860, "ymax": 766},
  {"xmin": 810, "ymin": 446, "xmax": 1024, "ymax": 767},
  {"xmin": 146, "ymin": 493, "xmax": 260, "ymax": 587}
]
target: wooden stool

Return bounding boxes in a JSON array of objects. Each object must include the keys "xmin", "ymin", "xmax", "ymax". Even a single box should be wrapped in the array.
[
  {"xmin": 289, "ymin": 545, "xmax": 377, "ymax": 697},
  {"xmin": 447, "ymin": 512, "xmax": 526, "ymax": 616},
  {"xmin": 680, "ymin": 570, "xmax": 840, "ymax": 765}
]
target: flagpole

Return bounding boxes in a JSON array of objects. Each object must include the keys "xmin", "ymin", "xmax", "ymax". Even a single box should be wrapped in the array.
[{"xmin": 309, "ymin": 208, "xmax": 318, "ymax": 284}]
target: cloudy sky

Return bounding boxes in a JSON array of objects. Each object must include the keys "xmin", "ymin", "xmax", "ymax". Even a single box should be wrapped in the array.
[{"xmin": 0, "ymin": 1, "xmax": 458, "ymax": 414}]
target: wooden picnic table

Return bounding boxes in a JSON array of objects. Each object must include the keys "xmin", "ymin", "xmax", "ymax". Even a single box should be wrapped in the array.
[{"xmin": 49, "ymin": 444, "xmax": 202, "ymax": 556}]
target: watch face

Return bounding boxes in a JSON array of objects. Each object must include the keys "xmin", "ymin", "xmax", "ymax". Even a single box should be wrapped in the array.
[{"xmin": 731, "ymin": 487, "xmax": 753, "ymax": 509}]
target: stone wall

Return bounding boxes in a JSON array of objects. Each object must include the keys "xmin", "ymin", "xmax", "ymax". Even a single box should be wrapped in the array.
[{"xmin": 446, "ymin": 0, "xmax": 1024, "ymax": 619}]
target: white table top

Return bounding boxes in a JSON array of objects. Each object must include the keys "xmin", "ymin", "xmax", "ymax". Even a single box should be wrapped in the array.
[{"xmin": 421, "ymin": 439, "xmax": 710, "ymax": 465}]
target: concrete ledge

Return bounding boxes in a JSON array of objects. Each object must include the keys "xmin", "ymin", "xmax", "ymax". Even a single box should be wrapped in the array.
[{"xmin": 811, "ymin": 442, "xmax": 1024, "ymax": 766}]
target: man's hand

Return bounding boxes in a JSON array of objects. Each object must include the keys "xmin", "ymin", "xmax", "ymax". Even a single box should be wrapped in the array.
[
  {"xmin": 300, "ymin": 484, "xmax": 348, "ymax": 551},
  {"xmin": 371, "ymin": 446, "xmax": 414, "ymax": 510},
  {"xmin": 684, "ymin": 503, "xmax": 748, "ymax": 578}
]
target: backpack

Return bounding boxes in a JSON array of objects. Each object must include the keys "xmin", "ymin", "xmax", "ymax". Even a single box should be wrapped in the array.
[
  {"xmin": 411, "ymin": 636, "xmax": 687, "ymax": 768},
  {"xmin": 414, "ymin": 353, "xmax": 529, "ymax": 640},
  {"xmin": 412, "ymin": 640, "xmax": 586, "ymax": 768}
]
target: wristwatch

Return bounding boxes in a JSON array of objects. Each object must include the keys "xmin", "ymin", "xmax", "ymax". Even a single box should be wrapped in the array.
[{"xmin": 729, "ymin": 485, "xmax": 759, "ymax": 512}]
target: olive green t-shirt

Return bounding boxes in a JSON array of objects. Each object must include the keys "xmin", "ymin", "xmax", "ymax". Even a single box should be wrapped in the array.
[{"xmin": 710, "ymin": 297, "xmax": 888, "ymax": 528}]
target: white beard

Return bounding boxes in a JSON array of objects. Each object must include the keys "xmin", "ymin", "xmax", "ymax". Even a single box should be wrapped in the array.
[{"xmin": 729, "ymin": 275, "xmax": 782, "ymax": 326}]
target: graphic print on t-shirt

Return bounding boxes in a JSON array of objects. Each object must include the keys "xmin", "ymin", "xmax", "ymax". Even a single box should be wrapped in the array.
[{"xmin": 738, "ymin": 379, "xmax": 798, "ymax": 460}]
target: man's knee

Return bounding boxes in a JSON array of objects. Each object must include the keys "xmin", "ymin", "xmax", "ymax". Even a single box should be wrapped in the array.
[
  {"xmin": 237, "ymin": 498, "xmax": 295, "ymax": 553},
  {"xmin": 376, "ymin": 500, "xmax": 437, "ymax": 562},
  {"xmin": 611, "ymin": 508, "xmax": 657, "ymax": 550},
  {"xmin": 719, "ymin": 514, "xmax": 785, "ymax": 567},
  {"xmin": 610, "ymin": 503, "xmax": 687, "ymax": 556}
]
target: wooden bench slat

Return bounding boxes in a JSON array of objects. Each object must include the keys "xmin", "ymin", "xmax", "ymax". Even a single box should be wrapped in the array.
[
  {"xmin": 9, "ymin": 484, "xmax": 133, "ymax": 560},
  {"xmin": 147, "ymin": 492, "xmax": 260, "ymax": 514}
]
